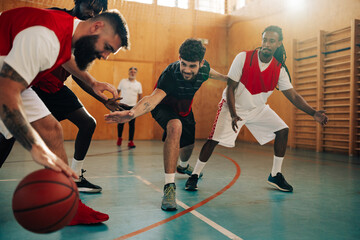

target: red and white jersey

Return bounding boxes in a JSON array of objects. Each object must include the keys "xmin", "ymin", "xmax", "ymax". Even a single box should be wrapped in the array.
[
  {"xmin": 223, "ymin": 50, "xmax": 293, "ymax": 119},
  {"xmin": 0, "ymin": 7, "xmax": 74, "ymax": 86}
]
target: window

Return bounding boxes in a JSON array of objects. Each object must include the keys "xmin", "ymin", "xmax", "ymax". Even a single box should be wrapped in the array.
[
  {"xmin": 158, "ymin": 0, "xmax": 188, "ymax": 9},
  {"xmin": 236, "ymin": 0, "xmax": 246, "ymax": 9},
  {"xmin": 125, "ymin": 0, "xmax": 153, "ymax": 4},
  {"xmin": 196, "ymin": 0, "xmax": 225, "ymax": 14}
]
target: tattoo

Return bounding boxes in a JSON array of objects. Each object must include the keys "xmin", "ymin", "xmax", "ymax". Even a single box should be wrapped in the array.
[
  {"xmin": 0, "ymin": 63, "xmax": 28, "ymax": 88},
  {"xmin": 142, "ymin": 102, "xmax": 151, "ymax": 112},
  {"xmin": 2, "ymin": 105, "xmax": 34, "ymax": 150}
]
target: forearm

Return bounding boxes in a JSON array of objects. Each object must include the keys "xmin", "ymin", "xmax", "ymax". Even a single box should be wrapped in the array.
[
  {"xmin": 289, "ymin": 94, "xmax": 316, "ymax": 116},
  {"xmin": 62, "ymin": 56, "xmax": 96, "ymax": 88},
  {"xmin": 226, "ymin": 87, "xmax": 238, "ymax": 118},
  {"xmin": 130, "ymin": 95, "xmax": 157, "ymax": 119},
  {"xmin": 73, "ymin": 76, "xmax": 106, "ymax": 103}
]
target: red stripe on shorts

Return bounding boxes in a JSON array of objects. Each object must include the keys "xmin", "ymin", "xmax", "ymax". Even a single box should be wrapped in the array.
[{"xmin": 208, "ymin": 99, "xmax": 226, "ymax": 139}]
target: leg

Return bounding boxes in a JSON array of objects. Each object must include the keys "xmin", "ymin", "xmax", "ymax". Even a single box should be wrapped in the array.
[
  {"xmin": 31, "ymin": 115, "xmax": 68, "ymax": 163},
  {"xmin": 117, "ymin": 123, "xmax": 124, "ymax": 138},
  {"xmin": 163, "ymin": 119, "xmax": 182, "ymax": 174},
  {"xmin": 199, "ymin": 139, "xmax": 219, "ymax": 162},
  {"xmin": 127, "ymin": 119, "xmax": 136, "ymax": 148},
  {"xmin": 161, "ymin": 119, "xmax": 181, "ymax": 211},
  {"xmin": 66, "ymin": 107, "xmax": 96, "ymax": 161},
  {"xmin": 274, "ymin": 128, "xmax": 289, "ymax": 157},
  {"xmin": 0, "ymin": 134, "xmax": 15, "ymax": 168},
  {"xmin": 66, "ymin": 107, "xmax": 101, "ymax": 193},
  {"xmin": 179, "ymin": 144, "xmax": 194, "ymax": 164}
]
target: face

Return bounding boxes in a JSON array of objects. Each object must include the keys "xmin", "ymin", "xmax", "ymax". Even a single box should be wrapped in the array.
[
  {"xmin": 128, "ymin": 68, "xmax": 137, "ymax": 79},
  {"xmin": 73, "ymin": 35, "xmax": 101, "ymax": 71},
  {"xmin": 75, "ymin": 1, "xmax": 104, "ymax": 20},
  {"xmin": 260, "ymin": 31, "xmax": 282, "ymax": 58},
  {"xmin": 179, "ymin": 58, "xmax": 204, "ymax": 81}
]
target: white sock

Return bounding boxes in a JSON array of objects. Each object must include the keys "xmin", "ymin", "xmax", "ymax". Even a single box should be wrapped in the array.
[
  {"xmin": 179, "ymin": 160, "xmax": 188, "ymax": 168},
  {"xmin": 192, "ymin": 159, "xmax": 206, "ymax": 176},
  {"xmin": 165, "ymin": 173, "xmax": 175, "ymax": 185},
  {"xmin": 271, "ymin": 156, "xmax": 284, "ymax": 177},
  {"xmin": 71, "ymin": 158, "xmax": 84, "ymax": 181}
]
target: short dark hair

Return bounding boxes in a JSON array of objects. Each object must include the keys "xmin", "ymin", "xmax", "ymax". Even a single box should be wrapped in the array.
[
  {"xmin": 91, "ymin": 9, "xmax": 130, "ymax": 50},
  {"xmin": 74, "ymin": 0, "xmax": 108, "ymax": 12},
  {"xmin": 179, "ymin": 38, "xmax": 206, "ymax": 62},
  {"xmin": 129, "ymin": 67, "xmax": 137, "ymax": 71}
]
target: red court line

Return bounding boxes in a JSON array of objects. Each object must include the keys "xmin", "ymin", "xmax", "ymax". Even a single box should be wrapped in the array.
[
  {"xmin": 86, "ymin": 148, "xmax": 130, "ymax": 157},
  {"xmin": 114, "ymin": 152, "xmax": 241, "ymax": 240}
]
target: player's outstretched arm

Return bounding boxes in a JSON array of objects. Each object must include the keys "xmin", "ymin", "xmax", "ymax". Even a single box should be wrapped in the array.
[
  {"xmin": 105, "ymin": 88, "xmax": 166, "ymax": 123},
  {"xmin": 209, "ymin": 68, "xmax": 229, "ymax": 82},
  {"xmin": 0, "ymin": 64, "xmax": 77, "ymax": 178},
  {"xmin": 282, "ymin": 88, "xmax": 328, "ymax": 126},
  {"xmin": 62, "ymin": 55, "xmax": 119, "ymax": 100}
]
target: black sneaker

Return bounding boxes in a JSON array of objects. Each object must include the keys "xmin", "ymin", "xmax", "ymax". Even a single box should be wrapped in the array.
[
  {"xmin": 161, "ymin": 183, "xmax": 177, "ymax": 211},
  {"xmin": 176, "ymin": 164, "xmax": 203, "ymax": 178},
  {"xmin": 76, "ymin": 169, "xmax": 102, "ymax": 193},
  {"xmin": 267, "ymin": 173, "xmax": 293, "ymax": 192},
  {"xmin": 185, "ymin": 174, "xmax": 199, "ymax": 191}
]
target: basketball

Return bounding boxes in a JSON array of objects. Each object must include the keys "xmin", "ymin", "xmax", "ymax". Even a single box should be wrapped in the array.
[{"xmin": 12, "ymin": 169, "xmax": 79, "ymax": 233}]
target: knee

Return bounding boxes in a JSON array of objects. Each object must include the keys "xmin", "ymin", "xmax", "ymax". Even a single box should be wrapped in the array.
[
  {"xmin": 166, "ymin": 120, "xmax": 182, "ymax": 138},
  {"xmin": 276, "ymin": 128, "xmax": 289, "ymax": 138},
  {"xmin": 81, "ymin": 116, "xmax": 97, "ymax": 132}
]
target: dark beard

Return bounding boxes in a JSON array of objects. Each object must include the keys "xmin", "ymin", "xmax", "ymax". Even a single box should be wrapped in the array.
[{"xmin": 73, "ymin": 35, "xmax": 101, "ymax": 71}]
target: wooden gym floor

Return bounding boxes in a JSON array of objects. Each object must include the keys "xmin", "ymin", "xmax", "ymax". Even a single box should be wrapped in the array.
[{"xmin": 0, "ymin": 139, "xmax": 359, "ymax": 240}]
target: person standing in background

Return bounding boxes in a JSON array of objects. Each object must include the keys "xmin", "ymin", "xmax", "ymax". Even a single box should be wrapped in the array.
[{"xmin": 116, "ymin": 67, "xmax": 142, "ymax": 148}]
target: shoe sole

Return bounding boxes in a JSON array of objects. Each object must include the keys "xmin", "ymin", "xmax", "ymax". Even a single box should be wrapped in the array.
[
  {"xmin": 77, "ymin": 187, "xmax": 102, "ymax": 193},
  {"xmin": 176, "ymin": 170, "xmax": 203, "ymax": 179},
  {"xmin": 185, "ymin": 187, "xmax": 198, "ymax": 191},
  {"xmin": 161, "ymin": 207, "xmax": 177, "ymax": 211},
  {"xmin": 267, "ymin": 181, "xmax": 293, "ymax": 192}
]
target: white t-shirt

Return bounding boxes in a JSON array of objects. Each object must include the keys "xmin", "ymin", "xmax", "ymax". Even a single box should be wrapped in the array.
[
  {"xmin": 223, "ymin": 51, "xmax": 293, "ymax": 119},
  {"xmin": 117, "ymin": 78, "xmax": 143, "ymax": 106},
  {"xmin": 0, "ymin": 19, "xmax": 81, "ymax": 85}
]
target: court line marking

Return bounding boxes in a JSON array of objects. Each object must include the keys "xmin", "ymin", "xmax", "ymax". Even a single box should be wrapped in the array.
[{"xmin": 114, "ymin": 152, "xmax": 242, "ymax": 240}]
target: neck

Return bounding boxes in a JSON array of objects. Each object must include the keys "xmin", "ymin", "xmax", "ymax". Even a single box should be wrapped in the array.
[{"xmin": 72, "ymin": 21, "xmax": 86, "ymax": 47}]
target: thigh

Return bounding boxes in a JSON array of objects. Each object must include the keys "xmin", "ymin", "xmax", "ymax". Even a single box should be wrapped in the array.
[
  {"xmin": 151, "ymin": 104, "xmax": 179, "ymax": 130},
  {"xmin": 179, "ymin": 112, "xmax": 196, "ymax": 148},
  {"xmin": 209, "ymin": 99, "xmax": 244, "ymax": 148},
  {"xmin": 246, "ymin": 105, "xmax": 288, "ymax": 145}
]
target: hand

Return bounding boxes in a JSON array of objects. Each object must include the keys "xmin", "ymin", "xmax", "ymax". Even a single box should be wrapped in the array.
[
  {"xmin": 313, "ymin": 110, "xmax": 328, "ymax": 126},
  {"xmin": 231, "ymin": 115, "xmax": 242, "ymax": 133},
  {"xmin": 30, "ymin": 143, "xmax": 78, "ymax": 179},
  {"xmin": 93, "ymin": 81, "xmax": 119, "ymax": 100},
  {"xmin": 104, "ymin": 97, "xmax": 126, "ymax": 112},
  {"xmin": 104, "ymin": 110, "xmax": 134, "ymax": 123}
]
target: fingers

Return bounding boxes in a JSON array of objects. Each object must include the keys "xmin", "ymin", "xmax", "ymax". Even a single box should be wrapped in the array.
[{"xmin": 55, "ymin": 159, "xmax": 78, "ymax": 179}]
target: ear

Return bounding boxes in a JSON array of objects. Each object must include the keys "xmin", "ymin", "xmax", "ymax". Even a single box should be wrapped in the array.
[
  {"xmin": 200, "ymin": 59, "xmax": 205, "ymax": 67},
  {"xmin": 90, "ymin": 21, "xmax": 105, "ymax": 34},
  {"xmin": 277, "ymin": 40, "xmax": 283, "ymax": 49}
]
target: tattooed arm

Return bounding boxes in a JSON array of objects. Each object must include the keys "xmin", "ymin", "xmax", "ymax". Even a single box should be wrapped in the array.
[
  {"xmin": 105, "ymin": 88, "xmax": 166, "ymax": 123},
  {"xmin": 0, "ymin": 63, "xmax": 76, "ymax": 177}
]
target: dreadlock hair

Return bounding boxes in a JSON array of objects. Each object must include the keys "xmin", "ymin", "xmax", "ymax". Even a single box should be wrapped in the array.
[
  {"xmin": 74, "ymin": 0, "xmax": 108, "ymax": 12},
  {"xmin": 261, "ymin": 25, "xmax": 292, "ymax": 83},
  {"xmin": 179, "ymin": 38, "xmax": 206, "ymax": 62}
]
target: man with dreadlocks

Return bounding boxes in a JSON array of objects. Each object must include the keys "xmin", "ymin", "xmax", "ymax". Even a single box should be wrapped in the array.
[{"xmin": 184, "ymin": 25, "xmax": 328, "ymax": 192}]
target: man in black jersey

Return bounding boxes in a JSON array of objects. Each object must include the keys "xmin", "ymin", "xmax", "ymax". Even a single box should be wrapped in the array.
[{"xmin": 105, "ymin": 39, "xmax": 231, "ymax": 211}]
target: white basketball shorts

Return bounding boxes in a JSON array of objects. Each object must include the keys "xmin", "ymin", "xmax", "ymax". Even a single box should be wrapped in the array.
[
  {"xmin": 0, "ymin": 87, "xmax": 51, "ymax": 139},
  {"xmin": 208, "ymin": 99, "xmax": 288, "ymax": 147}
]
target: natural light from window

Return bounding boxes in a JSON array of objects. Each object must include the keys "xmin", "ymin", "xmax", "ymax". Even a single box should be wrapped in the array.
[
  {"xmin": 125, "ymin": 0, "xmax": 153, "ymax": 4},
  {"xmin": 196, "ymin": 0, "xmax": 225, "ymax": 14},
  {"xmin": 158, "ymin": 0, "xmax": 188, "ymax": 9}
]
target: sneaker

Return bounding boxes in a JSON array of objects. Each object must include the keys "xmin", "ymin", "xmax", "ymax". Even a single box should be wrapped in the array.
[
  {"xmin": 177, "ymin": 164, "xmax": 203, "ymax": 178},
  {"xmin": 128, "ymin": 141, "xmax": 136, "ymax": 148},
  {"xmin": 68, "ymin": 199, "xmax": 109, "ymax": 225},
  {"xmin": 117, "ymin": 137, "xmax": 122, "ymax": 146},
  {"xmin": 185, "ymin": 174, "xmax": 199, "ymax": 191},
  {"xmin": 161, "ymin": 183, "xmax": 177, "ymax": 211},
  {"xmin": 267, "ymin": 173, "xmax": 293, "ymax": 192},
  {"xmin": 76, "ymin": 169, "xmax": 102, "ymax": 193}
]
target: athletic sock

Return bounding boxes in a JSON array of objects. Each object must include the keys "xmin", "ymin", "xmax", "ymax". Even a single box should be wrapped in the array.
[
  {"xmin": 165, "ymin": 173, "xmax": 175, "ymax": 185},
  {"xmin": 71, "ymin": 158, "xmax": 84, "ymax": 181},
  {"xmin": 271, "ymin": 156, "xmax": 284, "ymax": 177},
  {"xmin": 192, "ymin": 159, "xmax": 206, "ymax": 176},
  {"xmin": 179, "ymin": 160, "xmax": 189, "ymax": 168}
]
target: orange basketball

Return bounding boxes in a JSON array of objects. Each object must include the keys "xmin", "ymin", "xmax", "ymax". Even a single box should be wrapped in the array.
[{"xmin": 12, "ymin": 169, "xmax": 79, "ymax": 233}]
